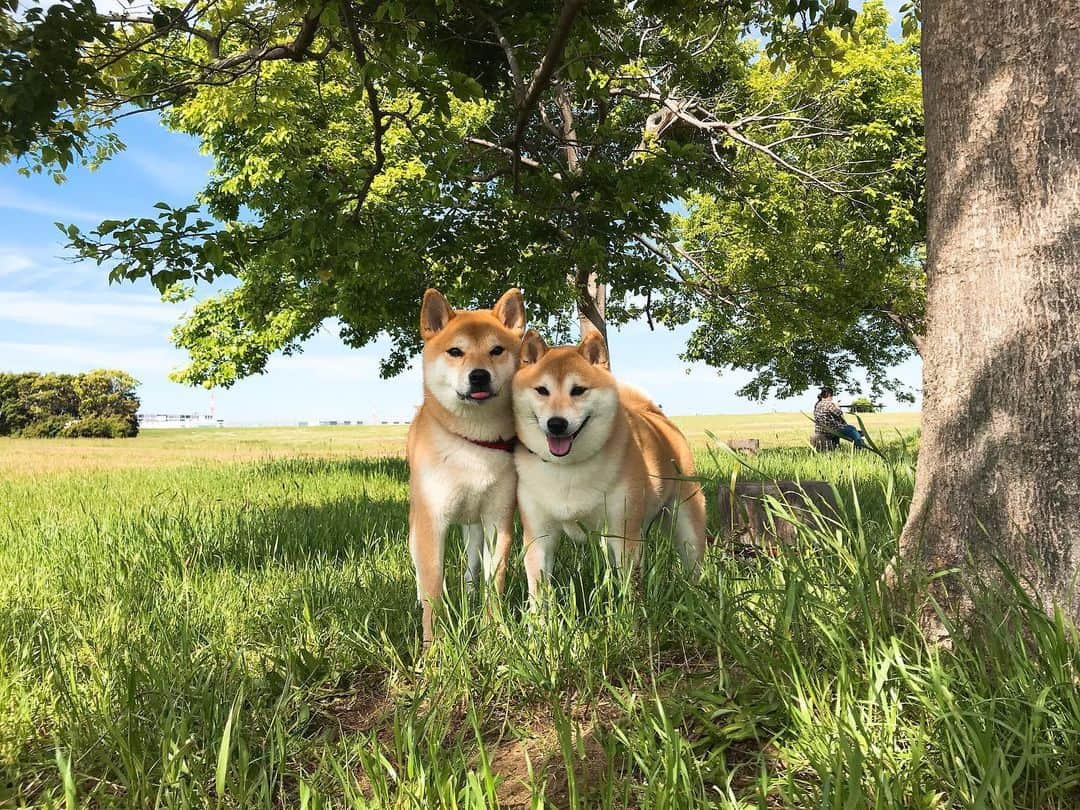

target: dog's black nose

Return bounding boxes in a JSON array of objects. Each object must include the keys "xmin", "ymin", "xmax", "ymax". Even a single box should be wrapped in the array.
[
  {"xmin": 547, "ymin": 417, "xmax": 569, "ymax": 435},
  {"xmin": 468, "ymin": 368, "xmax": 491, "ymax": 388}
]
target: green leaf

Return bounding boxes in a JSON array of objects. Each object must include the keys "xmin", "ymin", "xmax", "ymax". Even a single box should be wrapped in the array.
[{"xmin": 215, "ymin": 690, "xmax": 242, "ymax": 798}]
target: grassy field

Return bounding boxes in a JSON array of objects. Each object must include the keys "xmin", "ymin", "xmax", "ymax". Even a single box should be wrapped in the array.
[
  {"xmin": 0, "ymin": 411, "xmax": 919, "ymax": 476},
  {"xmin": 2, "ymin": 414, "xmax": 1080, "ymax": 808}
]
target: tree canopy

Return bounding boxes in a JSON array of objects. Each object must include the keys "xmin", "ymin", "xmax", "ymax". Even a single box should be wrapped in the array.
[
  {"xmin": 674, "ymin": 5, "xmax": 924, "ymax": 400},
  {"xmin": 3, "ymin": 0, "xmax": 923, "ymax": 398},
  {"xmin": 0, "ymin": 370, "xmax": 141, "ymax": 437}
]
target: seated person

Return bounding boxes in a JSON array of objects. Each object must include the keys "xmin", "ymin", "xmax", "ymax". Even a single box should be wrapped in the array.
[{"xmin": 813, "ymin": 387, "xmax": 865, "ymax": 449}]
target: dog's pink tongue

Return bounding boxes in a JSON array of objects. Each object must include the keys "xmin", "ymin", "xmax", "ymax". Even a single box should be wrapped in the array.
[
  {"xmin": 547, "ymin": 435, "xmax": 572, "ymax": 457},
  {"xmin": 469, "ymin": 391, "xmax": 491, "ymax": 400}
]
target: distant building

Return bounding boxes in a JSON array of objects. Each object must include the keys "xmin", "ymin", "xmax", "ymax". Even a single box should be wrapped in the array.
[
  {"xmin": 295, "ymin": 418, "xmax": 412, "ymax": 427},
  {"xmin": 138, "ymin": 413, "xmax": 221, "ymax": 429}
]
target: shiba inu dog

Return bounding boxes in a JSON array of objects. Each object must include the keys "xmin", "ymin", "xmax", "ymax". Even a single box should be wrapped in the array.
[
  {"xmin": 407, "ymin": 288, "xmax": 526, "ymax": 643},
  {"xmin": 511, "ymin": 330, "xmax": 706, "ymax": 601}
]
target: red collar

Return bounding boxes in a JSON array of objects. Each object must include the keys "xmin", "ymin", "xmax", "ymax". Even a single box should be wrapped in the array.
[{"xmin": 462, "ymin": 435, "xmax": 517, "ymax": 453}]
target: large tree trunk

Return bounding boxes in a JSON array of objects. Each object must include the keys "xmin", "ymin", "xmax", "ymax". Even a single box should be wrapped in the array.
[
  {"xmin": 900, "ymin": 0, "xmax": 1080, "ymax": 626},
  {"xmin": 577, "ymin": 272, "xmax": 607, "ymax": 342},
  {"xmin": 554, "ymin": 83, "xmax": 609, "ymax": 346}
]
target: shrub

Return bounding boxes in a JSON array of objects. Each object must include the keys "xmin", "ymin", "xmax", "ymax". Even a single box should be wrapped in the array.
[
  {"xmin": 0, "ymin": 373, "xmax": 39, "ymax": 435},
  {"xmin": 849, "ymin": 396, "xmax": 877, "ymax": 413},
  {"xmin": 60, "ymin": 416, "xmax": 138, "ymax": 439},
  {"xmin": 0, "ymin": 370, "xmax": 140, "ymax": 437},
  {"xmin": 74, "ymin": 370, "xmax": 140, "ymax": 423},
  {"xmin": 19, "ymin": 416, "xmax": 73, "ymax": 438}
]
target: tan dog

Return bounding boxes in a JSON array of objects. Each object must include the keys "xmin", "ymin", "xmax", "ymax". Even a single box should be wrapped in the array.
[
  {"xmin": 511, "ymin": 330, "xmax": 706, "ymax": 602},
  {"xmin": 407, "ymin": 288, "xmax": 525, "ymax": 643}
]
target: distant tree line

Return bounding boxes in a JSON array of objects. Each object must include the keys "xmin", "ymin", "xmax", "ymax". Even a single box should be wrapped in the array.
[
  {"xmin": 847, "ymin": 396, "xmax": 878, "ymax": 413},
  {"xmin": 0, "ymin": 370, "xmax": 140, "ymax": 438}
]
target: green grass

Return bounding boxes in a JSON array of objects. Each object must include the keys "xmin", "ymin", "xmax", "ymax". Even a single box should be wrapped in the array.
[
  {"xmin": 0, "ymin": 411, "xmax": 919, "ymax": 477},
  {"xmin": 2, "ymin": 419, "xmax": 1079, "ymax": 807}
]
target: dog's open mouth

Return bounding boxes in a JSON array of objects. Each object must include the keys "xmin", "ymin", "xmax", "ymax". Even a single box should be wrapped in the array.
[
  {"xmin": 546, "ymin": 416, "xmax": 589, "ymax": 458},
  {"xmin": 460, "ymin": 389, "xmax": 495, "ymax": 402}
]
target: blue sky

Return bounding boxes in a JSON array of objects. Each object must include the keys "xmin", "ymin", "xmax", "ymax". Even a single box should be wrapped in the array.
[{"xmin": 0, "ymin": 1, "xmax": 918, "ymax": 425}]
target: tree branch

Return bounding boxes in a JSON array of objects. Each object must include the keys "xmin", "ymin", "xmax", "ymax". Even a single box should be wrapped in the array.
[
  {"xmin": 612, "ymin": 88, "xmax": 852, "ymax": 195},
  {"xmin": 338, "ymin": 0, "xmax": 386, "ymax": 218},
  {"xmin": 553, "ymin": 82, "xmax": 580, "ymax": 173},
  {"xmin": 471, "ymin": 4, "xmax": 525, "ymax": 104},
  {"xmin": 574, "ymin": 267, "xmax": 607, "ymax": 341},
  {"xmin": 632, "ymin": 234, "xmax": 744, "ymax": 312},
  {"xmin": 210, "ymin": 5, "xmax": 323, "ymax": 70},
  {"xmin": 510, "ymin": 0, "xmax": 586, "ymax": 182},
  {"xmin": 660, "ymin": 100, "xmax": 850, "ymax": 195},
  {"xmin": 464, "ymin": 137, "xmax": 564, "ymax": 180},
  {"xmin": 882, "ymin": 309, "xmax": 925, "ymax": 354},
  {"xmin": 104, "ymin": 6, "xmax": 218, "ymax": 50}
]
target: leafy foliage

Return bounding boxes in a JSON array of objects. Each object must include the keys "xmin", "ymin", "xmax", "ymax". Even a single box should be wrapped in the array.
[
  {"xmin": 0, "ymin": 0, "xmax": 121, "ymax": 181},
  {"xmin": 849, "ymin": 395, "xmax": 876, "ymax": 412},
  {"xmin": 60, "ymin": 414, "xmax": 139, "ymax": 438},
  {"xmin": 0, "ymin": 370, "xmax": 140, "ymax": 437},
  {"xmin": 8, "ymin": 0, "xmax": 923, "ymax": 397},
  {"xmin": 672, "ymin": 4, "xmax": 925, "ymax": 400},
  {"xmin": 18, "ymin": 415, "xmax": 71, "ymax": 438}
]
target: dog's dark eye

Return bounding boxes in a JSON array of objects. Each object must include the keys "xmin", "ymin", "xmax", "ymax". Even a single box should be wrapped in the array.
[
  {"xmin": 570, "ymin": 385, "xmax": 588, "ymax": 397},
  {"xmin": 447, "ymin": 347, "xmax": 464, "ymax": 358},
  {"xmin": 490, "ymin": 346, "xmax": 504, "ymax": 356},
  {"xmin": 535, "ymin": 386, "xmax": 549, "ymax": 396}
]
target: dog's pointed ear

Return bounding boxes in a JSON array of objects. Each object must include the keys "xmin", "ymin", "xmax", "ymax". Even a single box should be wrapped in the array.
[
  {"xmin": 420, "ymin": 288, "xmax": 455, "ymax": 341},
  {"xmin": 577, "ymin": 330, "xmax": 610, "ymax": 369},
  {"xmin": 520, "ymin": 329, "xmax": 548, "ymax": 366},
  {"xmin": 492, "ymin": 288, "xmax": 526, "ymax": 337}
]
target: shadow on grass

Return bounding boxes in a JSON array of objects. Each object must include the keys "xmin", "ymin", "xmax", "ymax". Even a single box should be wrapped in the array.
[{"xmin": 170, "ymin": 456, "xmax": 411, "ymax": 574}]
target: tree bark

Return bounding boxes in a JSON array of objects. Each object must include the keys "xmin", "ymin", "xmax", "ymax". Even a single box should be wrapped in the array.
[
  {"xmin": 553, "ymin": 82, "xmax": 608, "ymax": 345},
  {"xmin": 577, "ymin": 271, "xmax": 607, "ymax": 343},
  {"xmin": 900, "ymin": 0, "xmax": 1080, "ymax": 627}
]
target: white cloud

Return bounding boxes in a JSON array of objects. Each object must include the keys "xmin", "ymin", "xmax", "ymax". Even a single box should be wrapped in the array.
[
  {"xmin": 127, "ymin": 150, "xmax": 209, "ymax": 196},
  {"xmin": 0, "ymin": 247, "xmax": 103, "ymax": 287},
  {"xmin": 0, "ymin": 340, "xmax": 178, "ymax": 374},
  {"xmin": 267, "ymin": 351, "xmax": 422, "ymax": 384},
  {"xmin": 0, "ymin": 252, "xmax": 34, "ymax": 276},
  {"xmin": 0, "ymin": 290, "xmax": 183, "ymax": 334},
  {"xmin": 0, "ymin": 186, "xmax": 110, "ymax": 224}
]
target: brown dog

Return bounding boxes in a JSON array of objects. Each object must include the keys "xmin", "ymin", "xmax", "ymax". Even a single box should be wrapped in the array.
[
  {"xmin": 511, "ymin": 330, "xmax": 706, "ymax": 603},
  {"xmin": 407, "ymin": 288, "xmax": 525, "ymax": 643}
]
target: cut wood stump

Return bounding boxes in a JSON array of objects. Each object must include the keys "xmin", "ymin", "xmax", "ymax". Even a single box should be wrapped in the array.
[
  {"xmin": 810, "ymin": 432, "xmax": 840, "ymax": 451},
  {"xmin": 716, "ymin": 480, "xmax": 840, "ymax": 548},
  {"xmin": 726, "ymin": 438, "xmax": 760, "ymax": 455}
]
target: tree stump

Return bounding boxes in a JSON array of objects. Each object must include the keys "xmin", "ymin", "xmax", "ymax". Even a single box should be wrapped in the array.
[{"xmin": 810, "ymin": 432, "xmax": 839, "ymax": 451}]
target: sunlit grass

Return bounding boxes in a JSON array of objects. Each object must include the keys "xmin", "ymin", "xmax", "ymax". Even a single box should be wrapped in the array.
[
  {"xmin": 2, "ymin": 423, "xmax": 1078, "ymax": 807},
  {"xmin": 0, "ymin": 411, "xmax": 919, "ymax": 476}
]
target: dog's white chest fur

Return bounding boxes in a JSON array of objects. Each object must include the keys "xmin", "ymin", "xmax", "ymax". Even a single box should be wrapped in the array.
[
  {"xmin": 416, "ymin": 429, "xmax": 516, "ymax": 526},
  {"xmin": 515, "ymin": 448, "xmax": 625, "ymax": 536}
]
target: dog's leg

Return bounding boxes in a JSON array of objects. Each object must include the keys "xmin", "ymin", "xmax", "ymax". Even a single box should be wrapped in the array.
[
  {"xmin": 486, "ymin": 519, "xmax": 515, "ymax": 595},
  {"xmin": 409, "ymin": 502, "xmax": 446, "ymax": 645},
  {"xmin": 522, "ymin": 520, "xmax": 560, "ymax": 608},
  {"xmin": 604, "ymin": 530, "xmax": 644, "ymax": 579},
  {"xmin": 604, "ymin": 500, "xmax": 644, "ymax": 582},
  {"xmin": 672, "ymin": 484, "xmax": 708, "ymax": 573},
  {"xmin": 471, "ymin": 517, "xmax": 514, "ymax": 630},
  {"xmin": 653, "ymin": 506, "xmax": 677, "ymax": 541},
  {"xmin": 463, "ymin": 523, "xmax": 484, "ymax": 591},
  {"xmin": 481, "ymin": 484, "xmax": 516, "ymax": 595}
]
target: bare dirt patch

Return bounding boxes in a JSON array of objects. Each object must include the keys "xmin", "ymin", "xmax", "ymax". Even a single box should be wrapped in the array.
[{"xmin": 488, "ymin": 700, "xmax": 622, "ymax": 808}]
